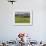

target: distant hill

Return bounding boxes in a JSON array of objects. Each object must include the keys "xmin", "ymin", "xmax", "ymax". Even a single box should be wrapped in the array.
[{"xmin": 15, "ymin": 12, "xmax": 30, "ymax": 16}]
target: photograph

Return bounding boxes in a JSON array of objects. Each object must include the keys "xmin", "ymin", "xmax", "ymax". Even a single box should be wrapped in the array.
[
  {"xmin": 15, "ymin": 12, "xmax": 30, "ymax": 23},
  {"xmin": 15, "ymin": 11, "xmax": 32, "ymax": 26}
]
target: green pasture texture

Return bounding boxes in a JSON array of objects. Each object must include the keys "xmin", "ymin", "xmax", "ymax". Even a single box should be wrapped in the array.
[{"xmin": 15, "ymin": 16, "xmax": 30, "ymax": 23}]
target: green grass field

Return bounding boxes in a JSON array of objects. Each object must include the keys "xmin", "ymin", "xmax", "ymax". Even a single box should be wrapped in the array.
[{"xmin": 15, "ymin": 16, "xmax": 30, "ymax": 23}]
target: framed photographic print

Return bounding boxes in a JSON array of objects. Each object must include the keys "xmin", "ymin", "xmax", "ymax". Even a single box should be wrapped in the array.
[{"xmin": 14, "ymin": 10, "xmax": 33, "ymax": 26}]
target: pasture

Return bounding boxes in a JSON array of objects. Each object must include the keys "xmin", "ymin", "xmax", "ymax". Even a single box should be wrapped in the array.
[{"xmin": 15, "ymin": 16, "xmax": 30, "ymax": 23}]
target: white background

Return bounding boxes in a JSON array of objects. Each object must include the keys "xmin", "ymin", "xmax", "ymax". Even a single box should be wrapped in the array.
[{"xmin": 0, "ymin": 0, "xmax": 46, "ymax": 42}]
